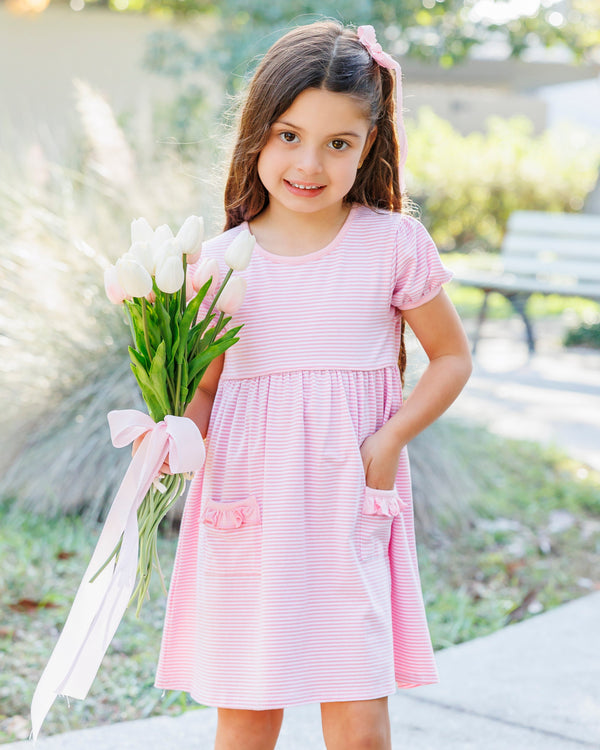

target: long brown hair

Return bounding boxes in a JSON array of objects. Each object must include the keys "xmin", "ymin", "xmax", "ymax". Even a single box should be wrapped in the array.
[{"xmin": 223, "ymin": 20, "xmax": 408, "ymax": 381}]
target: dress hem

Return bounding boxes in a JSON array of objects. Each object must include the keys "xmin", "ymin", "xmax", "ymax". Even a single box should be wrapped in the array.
[{"xmin": 153, "ymin": 673, "xmax": 438, "ymax": 709}]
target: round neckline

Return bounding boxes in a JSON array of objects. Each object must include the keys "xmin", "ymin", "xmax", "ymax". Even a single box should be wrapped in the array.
[{"xmin": 244, "ymin": 205, "xmax": 357, "ymax": 265}]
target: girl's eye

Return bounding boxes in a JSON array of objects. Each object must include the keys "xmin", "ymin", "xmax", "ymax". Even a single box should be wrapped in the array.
[
  {"xmin": 279, "ymin": 132, "xmax": 298, "ymax": 144},
  {"xmin": 330, "ymin": 139, "xmax": 349, "ymax": 151}
]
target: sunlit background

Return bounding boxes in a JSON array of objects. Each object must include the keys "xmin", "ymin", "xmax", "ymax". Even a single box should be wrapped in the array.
[{"xmin": 1, "ymin": 0, "xmax": 599, "ymax": 742}]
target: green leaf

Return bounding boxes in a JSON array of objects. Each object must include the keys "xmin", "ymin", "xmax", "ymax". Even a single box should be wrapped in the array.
[
  {"xmin": 130, "ymin": 363, "xmax": 163, "ymax": 421},
  {"xmin": 188, "ymin": 334, "xmax": 239, "ymax": 383},
  {"xmin": 128, "ymin": 345, "xmax": 149, "ymax": 372},
  {"xmin": 154, "ymin": 296, "xmax": 173, "ymax": 366},
  {"xmin": 149, "ymin": 341, "xmax": 171, "ymax": 414},
  {"xmin": 176, "ymin": 279, "xmax": 212, "ymax": 364},
  {"xmin": 127, "ymin": 303, "xmax": 150, "ymax": 360}
]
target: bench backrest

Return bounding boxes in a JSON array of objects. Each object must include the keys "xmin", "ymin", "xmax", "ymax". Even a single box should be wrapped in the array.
[{"xmin": 502, "ymin": 211, "xmax": 600, "ymax": 292}]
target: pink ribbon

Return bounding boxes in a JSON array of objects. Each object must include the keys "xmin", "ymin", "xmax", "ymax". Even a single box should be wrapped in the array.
[
  {"xmin": 30, "ymin": 409, "xmax": 205, "ymax": 740},
  {"xmin": 357, "ymin": 24, "xmax": 408, "ymax": 193}
]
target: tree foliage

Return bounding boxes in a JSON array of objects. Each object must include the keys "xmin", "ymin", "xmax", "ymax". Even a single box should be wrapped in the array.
[{"xmin": 80, "ymin": 0, "xmax": 600, "ymax": 68}]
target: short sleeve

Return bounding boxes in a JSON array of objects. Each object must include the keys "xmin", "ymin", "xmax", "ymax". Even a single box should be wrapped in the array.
[{"xmin": 392, "ymin": 215, "xmax": 453, "ymax": 310}]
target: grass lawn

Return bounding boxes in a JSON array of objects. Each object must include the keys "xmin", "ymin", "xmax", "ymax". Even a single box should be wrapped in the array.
[{"xmin": 1, "ymin": 423, "xmax": 599, "ymax": 742}]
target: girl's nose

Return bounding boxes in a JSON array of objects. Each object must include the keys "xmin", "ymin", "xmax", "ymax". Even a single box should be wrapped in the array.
[{"xmin": 296, "ymin": 146, "xmax": 322, "ymax": 175}]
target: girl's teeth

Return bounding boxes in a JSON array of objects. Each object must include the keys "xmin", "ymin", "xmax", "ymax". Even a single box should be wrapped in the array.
[{"xmin": 290, "ymin": 182, "xmax": 321, "ymax": 190}]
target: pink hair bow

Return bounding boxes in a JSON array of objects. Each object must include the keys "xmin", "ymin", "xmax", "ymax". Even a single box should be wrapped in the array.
[{"xmin": 357, "ymin": 24, "xmax": 408, "ymax": 193}]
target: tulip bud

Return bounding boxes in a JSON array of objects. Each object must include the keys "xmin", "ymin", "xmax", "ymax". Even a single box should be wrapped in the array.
[
  {"xmin": 153, "ymin": 238, "xmax": 181, "ymax": 278},
  {"xmin": 224, "ymin": 229, "xmax": 255, "ymax": 271},
  {"xmin": 216, "ymin": 275, "xmax": 247, "ymax": 315},
  {"xmin": 192, "ymin": 258, "xmax": 220, "ymax": 294},
  {"xmin": 131, "ymin": 217, "xmax": 154, "ymax": 245},
  {"xmin": 129, "ymin": 241, "xmax": 155, "ymax": 275},
  {"xmin": 155, "ymin": 255, "xmax": 185, "ymax": 294},
  {"xmin": 176, "ymin": 215, "xmax": 204, "ymax": 262},
  {"xmin": 104, "ymin": 264, "xmax": 127, "ymax": 304},
  {"xmin": 154, "ymin": 224, "xmax": 174, "ymax": 245},
  {"xmin": 185, "ymin": 271, "xmax": 196, "ymax": 303},
  {"xmin": 116, "ymin": 257, "xmax": 153, "ymax": 298}
]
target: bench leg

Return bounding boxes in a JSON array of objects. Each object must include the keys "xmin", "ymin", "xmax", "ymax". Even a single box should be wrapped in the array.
[
  {"xmin": 506, "ymin": 293, "xmax": 535, "ymax": 353},
  {"xmin": 472, "ymin": 291, "xmax": 490, "ymax": 354}
]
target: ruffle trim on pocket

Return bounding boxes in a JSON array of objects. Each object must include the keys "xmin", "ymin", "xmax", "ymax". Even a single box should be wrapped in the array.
[
  {"xmin": 202, "ymin": 496, "xmax": 261, "ymax": 529},
  {"xmin": 363, "ymin": 487, "xmax": 406, "ymax": 517}
]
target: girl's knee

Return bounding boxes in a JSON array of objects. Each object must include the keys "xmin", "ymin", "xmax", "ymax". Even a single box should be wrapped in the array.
[
  {"xmin": 215, "ymin": 707, "xmax": 284, "ymax": 750},
  {"xmin": 321, "ymin": 698, "xmax": 391, "ymax": 750}
]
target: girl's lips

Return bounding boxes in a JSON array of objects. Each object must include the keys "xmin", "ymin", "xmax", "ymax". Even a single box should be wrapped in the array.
[{"xmin": 284, "ymin": 179, "xmax": 326, "ymax": 197}]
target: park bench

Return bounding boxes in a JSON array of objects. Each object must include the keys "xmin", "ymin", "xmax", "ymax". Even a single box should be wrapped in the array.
[{"xmin": 453, "ymin": 210, "xmax": 600, "ymax": 353}]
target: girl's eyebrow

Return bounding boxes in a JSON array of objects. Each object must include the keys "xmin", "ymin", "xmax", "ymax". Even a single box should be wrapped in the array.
[{"xmin": 274, "ymin": 120, "xmax": 361, "ymax": 139}]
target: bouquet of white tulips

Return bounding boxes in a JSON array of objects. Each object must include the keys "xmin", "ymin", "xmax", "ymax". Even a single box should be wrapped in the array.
[
  {"xmin": 31, "ymin": 218, "xmax": 255, "ymax": 740},
  {"xmin": 101, "ymin": 215, "xmax": 255, "ymax": 611}
]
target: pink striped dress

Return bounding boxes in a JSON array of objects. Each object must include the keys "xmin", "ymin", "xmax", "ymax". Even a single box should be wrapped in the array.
[{"xmin": 155, "ymin": 204, "xmax": 452, "ymax": 707}]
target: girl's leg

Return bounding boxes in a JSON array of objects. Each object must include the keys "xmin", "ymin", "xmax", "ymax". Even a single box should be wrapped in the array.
[
  {"xmin": 214, "ymin": 707, "xmax": 284, "ymax": 750},
  {"xmin": 320, "ymin": 697, "xmax": 392, "ymax": 750}
]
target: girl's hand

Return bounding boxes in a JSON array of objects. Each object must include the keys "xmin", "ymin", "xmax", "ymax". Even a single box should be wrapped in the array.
[
  {"xmin": 132, "ymin": 434, "xmax": 172, "ymax": 475},
  {"xmin": 359, "ymin": 421, "xmax": 403, "ymax": 491}
]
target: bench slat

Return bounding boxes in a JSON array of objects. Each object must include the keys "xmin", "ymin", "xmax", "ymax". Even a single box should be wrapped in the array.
[
  {"xmin": 508, "ymin": 210, "xmax": 600, "ymax": 237},
  {"xmin": 503, "ymin": 235, "xmax": 600, "ymax": 262},
  {"xmin": 453, "ymin": 272, "xmax": 600, "ymax": 299},
  {"xmin": 502, "ymin": 258, "xmax": 600, "ymax": 282}
]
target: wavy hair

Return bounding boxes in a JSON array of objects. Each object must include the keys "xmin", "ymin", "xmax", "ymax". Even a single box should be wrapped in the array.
[{"xmin": 223, "ymin": 20, "xmax": 407, "ymax": 379}]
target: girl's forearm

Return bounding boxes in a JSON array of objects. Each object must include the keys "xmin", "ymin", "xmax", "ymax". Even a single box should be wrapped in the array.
[
  {"xmin": 387, "ymin": 353, "xmax": 472, "ymax": 447},
  {"xmin": 184, "ymin": 386, "xmax": 216, "ymax": 439}
]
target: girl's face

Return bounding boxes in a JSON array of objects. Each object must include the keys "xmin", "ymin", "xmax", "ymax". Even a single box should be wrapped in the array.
[{"xmin": 257, "ymin": 88, "xmax": 377, "ymax": 222}]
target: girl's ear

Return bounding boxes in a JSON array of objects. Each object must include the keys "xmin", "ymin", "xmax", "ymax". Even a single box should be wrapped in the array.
[{"xmin": 358, "ymin": 126, "xmax": 378, "ymax": 168}]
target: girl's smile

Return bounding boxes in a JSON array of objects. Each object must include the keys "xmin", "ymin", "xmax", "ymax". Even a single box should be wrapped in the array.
[
  {"xmin": 257, "ymin": 88, "xmax": 376, "ymax": 223},
  {"xmin": 284, "ymin": 179, "xmax": 326, "ymax": 197}
]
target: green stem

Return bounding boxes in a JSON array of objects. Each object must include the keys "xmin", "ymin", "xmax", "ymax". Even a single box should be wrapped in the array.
[
  {"xmin": 205, "ymin": 267, "xmax": 233, "ymax": 319},
  {"xmin": 141, "ymin": 297, "xmax": 151, "ymax": 358}
]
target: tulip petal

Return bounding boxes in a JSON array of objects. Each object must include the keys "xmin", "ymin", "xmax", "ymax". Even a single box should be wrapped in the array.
[
  {"xmin": 224, "ymin": 230, "xmax": 255, "ymax": 271},
  {"xmin": 155, "ymin": 255, "xmax": 184, "ymax": 294},
  {"xmin": 216, "ymin": 275, "xmax": 247, "ymax": 314},
  {"xmin": 116, "ymin": 258, "xmax": 153, "ymax": 298}
]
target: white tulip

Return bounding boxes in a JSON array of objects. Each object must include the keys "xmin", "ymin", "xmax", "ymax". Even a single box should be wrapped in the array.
[
  {"xmin": 154, "ymin": 224, "xmax": 174, "ymax": 245},
  {"xmin": 192, "ymin": 258, "xmax": 220, "ymax": 294},
  {"xmin": 131, "ymin": 217, "xmax": 154, "ymax": 245},
  {"xmin": 176, "ymin": 215, "xmax": 204, "ymax": 262},
  {"xmin": 116, "ymin": 257, "xmax": 153, "ymax": 298},
  {"xmin": 153, "ymin": 238, "xmax": 181, "ymax": 277},
  {"xmin": 216, "ymin": 275, "xmax": 247, "ymax": 314},
  {"xmin": 104, "ymin": 264, "xmax": 127, "ymax": 304},
  {"xmin": 129, "ymin": 241, "xmax": 155, "ymax": 275},
  {"xmin": 224, "ymin": 229, "xmax": 255, "ymax": 271},
  {"xmin": 155, "ymin": 255, "xmax": 185, "ymax": 294}
]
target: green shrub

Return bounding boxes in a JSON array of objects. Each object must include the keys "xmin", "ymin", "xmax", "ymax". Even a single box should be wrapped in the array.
[
  {"xmin": 564, "ymin": 321, "xmax": 600, "ymax": 349},
  {"xmin": 407, "ymin": 108, "xmax": 600, "ymax": 253}
]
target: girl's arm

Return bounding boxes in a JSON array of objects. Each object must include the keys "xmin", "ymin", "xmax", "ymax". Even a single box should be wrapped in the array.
[
  {"xmin": 360, "ymin": 289, "xmax": 472, "ymax": 490},
  {"xmin": 183, "ymin": 352, "xmax": 225, "ymax": 438}
]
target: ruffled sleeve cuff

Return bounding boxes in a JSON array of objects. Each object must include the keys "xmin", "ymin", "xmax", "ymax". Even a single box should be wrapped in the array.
[{"xmin": 392, "ymin": 215, "xmax": 453, "ymax": 311}]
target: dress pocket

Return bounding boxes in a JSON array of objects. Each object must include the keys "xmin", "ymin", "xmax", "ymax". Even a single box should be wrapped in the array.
[
  {"xmin": 358, "ymin": 487, "xmax": 405, "ymax": 562},
  {"xmin": 201, "ymin": 496, "xmax": 262, "ymax": 576}
]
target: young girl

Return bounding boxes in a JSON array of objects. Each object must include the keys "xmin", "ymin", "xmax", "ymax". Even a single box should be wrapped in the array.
[{"xmin": 154, "ymin": 20, "xmax": 472, "ymax": 750}]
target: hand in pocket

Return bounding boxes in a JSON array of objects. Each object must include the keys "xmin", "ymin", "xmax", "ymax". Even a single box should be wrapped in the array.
[{"xmin": 359, "ymin": 422, "xmax": 403, "ymax": 490}]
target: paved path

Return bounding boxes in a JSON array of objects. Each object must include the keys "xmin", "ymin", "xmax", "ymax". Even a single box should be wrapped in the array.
[
  {"xmin": 435, "ymin": 315, "xmax": 600, "ymax": 471},
  {"xmin": 6, "ymin": 593, "xmax": 599, "ymax": 749}
]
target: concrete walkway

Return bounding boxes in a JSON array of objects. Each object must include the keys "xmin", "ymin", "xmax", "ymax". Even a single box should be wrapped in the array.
[
  {"xmin": 7, "ymin": 313, "xmax": 600, "ymax": 749},
  {"xmin": 7, "ymin": 593, "xmax": 599, "ymax": 749},
  {"xmin": 444, "ymin": 315, "xmax": 600, "ymax": 471}
]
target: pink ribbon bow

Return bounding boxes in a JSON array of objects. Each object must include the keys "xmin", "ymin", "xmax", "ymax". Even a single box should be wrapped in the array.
[
  {"xmin": 30, "ymin": 409, "xmax": 205, "ymax": 740},
  {"xmin": 357, "ymin": 24, "xmax": 408, "ymax": 193}
]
